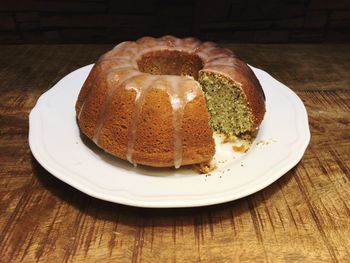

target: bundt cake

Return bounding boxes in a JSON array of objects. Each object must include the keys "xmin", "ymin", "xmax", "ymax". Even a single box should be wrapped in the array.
[{"xmin": 76, "ymin": 36, "xmax": 265, "ymax": 168}]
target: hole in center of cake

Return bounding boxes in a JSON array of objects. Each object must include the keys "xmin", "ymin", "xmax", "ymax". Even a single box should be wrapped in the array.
[{"xmin": 137, "ymin": 50, "xmax": 203, "ymax": 80}]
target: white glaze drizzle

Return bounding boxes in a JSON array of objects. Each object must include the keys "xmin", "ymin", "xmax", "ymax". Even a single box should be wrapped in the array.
[
  {"xmin": 169, "ymin": 76, "xmax": 201, "ymax": 168},
  {"xmin": 78, "ymin": 60, "xmax": 134, "ymax": 120},
  {"xmin": 123, "ymin": 75, "xmax": 200, "ymax": 168},
  {"xmin": 92, "ymin": 68, "xmax": 140, "ymax": 144},
  {"xmin": 125, "ymin": 75, "xmax": 157, "ymax": 165}
]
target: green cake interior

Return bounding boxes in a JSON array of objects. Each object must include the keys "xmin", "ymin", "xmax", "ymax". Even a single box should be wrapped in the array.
[{"xmin": 199, "ymin": 71, "xmax": 254, "ymax": 137}]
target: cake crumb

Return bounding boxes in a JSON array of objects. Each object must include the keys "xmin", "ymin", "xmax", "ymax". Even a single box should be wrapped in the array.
[
  {"xmin": 240, "ymin": 132, "xmax": 256, "ymax": 141},
  {"xmin": 257, "ymin": 138, "xmax": 276, "ymax": 146},
  {"xmin": 193, "ymin": 161, "xmax": 217, "ymax": 174},
  {"xmin": 221, "ymin": 134, "xmax": 238, "ymax": 143},
  {"xmin": 232, "ymin": 144, "xmax": 250, "ymax": 153},
  {"xmin": 217, "ymin": 159, "xmax": 229, "ymax": 165}
]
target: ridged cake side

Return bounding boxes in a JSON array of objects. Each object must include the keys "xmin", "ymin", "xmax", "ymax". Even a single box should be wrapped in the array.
[{"xmin": 76, "ymin": 35, "xmax": 265, "ymax": 168}]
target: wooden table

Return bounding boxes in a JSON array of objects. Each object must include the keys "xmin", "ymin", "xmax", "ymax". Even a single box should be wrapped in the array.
[{"xmin": 1, "ymin": 43, "xmax": 349, "ymax": 262}]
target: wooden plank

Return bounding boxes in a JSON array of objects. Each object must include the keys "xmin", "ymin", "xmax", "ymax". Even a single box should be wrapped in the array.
[{"xmin": 0, "ymin": 44, "xmax": 350, "ymax": 262}]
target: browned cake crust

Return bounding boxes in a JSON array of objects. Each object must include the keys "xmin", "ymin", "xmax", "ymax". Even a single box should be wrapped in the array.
[{"xmin": 76, "ymin": 36, "xmax": 265, "ymax": 168}]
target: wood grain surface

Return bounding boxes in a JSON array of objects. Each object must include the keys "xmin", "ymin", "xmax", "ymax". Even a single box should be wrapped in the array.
[{"xmin": 0, "ymin": 43, "xmax": 349, "ymax": 262}]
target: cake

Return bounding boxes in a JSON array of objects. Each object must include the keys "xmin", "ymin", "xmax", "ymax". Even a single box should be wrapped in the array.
[{"xmin": 76, "ymin": 36, "xmax": 265, "ymax": 168}]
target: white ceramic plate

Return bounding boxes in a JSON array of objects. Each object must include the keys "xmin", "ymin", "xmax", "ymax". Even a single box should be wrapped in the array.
[{"xmin": 29, "ymin": 64, "xmax": 310, "ymax": 208}]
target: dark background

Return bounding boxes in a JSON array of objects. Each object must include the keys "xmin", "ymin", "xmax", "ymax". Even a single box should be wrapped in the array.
[{"xmin": 1, "ymin": 0, "xmax": 350, "ymax": 44}]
